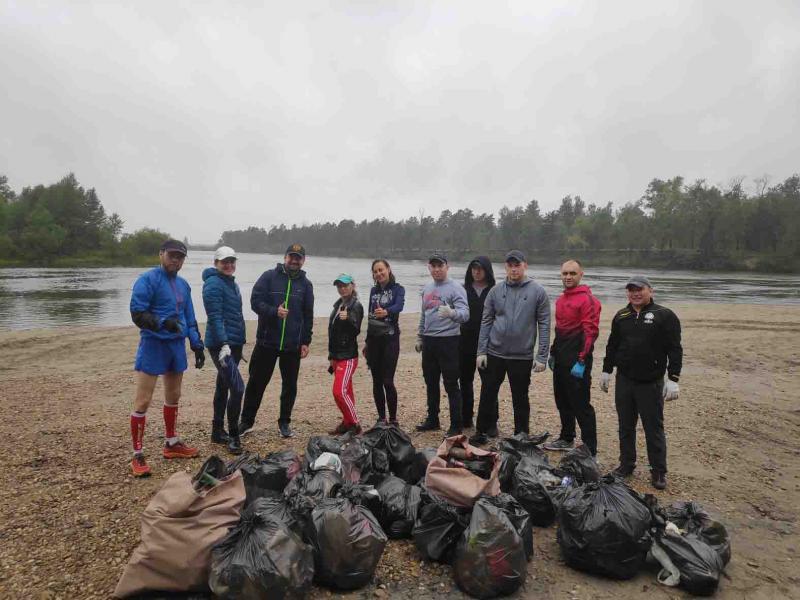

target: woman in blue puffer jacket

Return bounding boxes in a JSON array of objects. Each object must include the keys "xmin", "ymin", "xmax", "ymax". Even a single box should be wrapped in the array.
[{"xmin": 202, "ymin": 246, "xmax": 247, "ymax": 454}]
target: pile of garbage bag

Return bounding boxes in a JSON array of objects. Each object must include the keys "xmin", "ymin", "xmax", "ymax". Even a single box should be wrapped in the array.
[{"xmin": 115, "ymin": 427, "xmax": 732, "ymax": 599}]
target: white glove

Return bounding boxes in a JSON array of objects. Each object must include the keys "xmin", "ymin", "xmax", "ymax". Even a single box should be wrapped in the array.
[
  {"xmin": 415, "ymin": 336, "xmax": 424, "ymax": 353},
  {"xmin": 437, "ymin": 304, "xmax": 456, "ymax": 319},
  {"xmin": 218, "ymin": 344, "xmax": 232, "ymax": 364},
  {"xmin": 663, "ymin": 378, "xmax": 680, "ymax": 401},
  {"xmin": 600, "ymin": 371, "xmax": 611, "ymax": 393},
  {"xmin": 533, "ymin": 361, "xmax": 546, "ymax": 373},
  {"xmin": 476, "ymin": 354, "xmax": 488, "ymax": 370}
]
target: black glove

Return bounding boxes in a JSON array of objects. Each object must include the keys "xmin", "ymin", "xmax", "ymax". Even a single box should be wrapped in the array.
[
  {"xmin": 163, "ymin": 318, "xmax": 181, "ymax": 334},
  {"xmin": 194, "ymin": 348, "xmax": 205, "ymax": 369}
]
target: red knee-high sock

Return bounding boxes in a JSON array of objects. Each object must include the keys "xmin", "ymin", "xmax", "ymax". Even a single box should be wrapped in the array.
[
  {"xmin": 163, "ymin": 404, "xmax": 178, "ymax": 440},
  {"xmin": 130, "ymin": 411, "xmax": 146, "ymax": 454}
]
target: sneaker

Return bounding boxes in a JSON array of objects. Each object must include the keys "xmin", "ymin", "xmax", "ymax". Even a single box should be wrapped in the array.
[
  {"xmin": 486, "ymin": 424, "xmax": 499, "ymax": 438},
  {"xmin": 279, "ymin": 423, "xmax": 295, "ymax": 438},
  {"xmin": 388, "ymin": 418, "xmax": 399, "ymax": 427},
  {"xmin": 211, "ymin": 423, "xmax": 230, "ymax": 444},
  {"xmin": 612, "ymin": 463, "xmax": 635, "ymax": 478},
  {"xmin": 375, "ymin": 417, "xmax": 388, "ymax": 428},
  {"xmin": 163, "ymin": 440, "xmax": 199, "ymax": 459},
  {"xmin": 348, "ymin": 423, "xmax": 363, "ymax": 436},
  {"xmin": 329, "ymin": 422, "xmax": 349, "ymax": 435},
  {"xmin": 469, "ymin": 432, "xmax": 489, "ymax": 446},
  {"xmin": 543, "ymin": 438, "xmax": 575, "ymax": 451},
  {"xmin": 130, "ymin": 454, "xmax": 151, "ymax": 477},
  {"xmin": 651, "ymin": 471, "xmax": 667, "ymax": 490},
  {"xmin": 227, "ymin": 434, "xmax": 243, "ymax": 456},
  {"xmin": 239, "ymin": 421, "xmax": 255, "ymax": 436},
  {"xmin": 415, "ymin": 419, "xmax": 441, "ymax": 432}
]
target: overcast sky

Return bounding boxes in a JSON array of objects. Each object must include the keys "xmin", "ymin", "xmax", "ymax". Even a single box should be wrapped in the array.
[{"xmin": 2, "ymin": 1, "xmax": 799, "ymax": 243}]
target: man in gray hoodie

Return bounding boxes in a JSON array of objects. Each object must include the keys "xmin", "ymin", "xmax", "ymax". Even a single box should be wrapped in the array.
[
  {"xmin": 415, "ymin": 251, "xmax": 470, "ymax": 436},
  {"xmin": 470, "ymin": 250, "xmax": 551, "ymax": 444}
]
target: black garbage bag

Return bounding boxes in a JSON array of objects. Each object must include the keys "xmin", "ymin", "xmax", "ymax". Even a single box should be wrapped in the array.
[
  {"xmin": 284, "ymin": 469, "xmax": 344, "ymax": 533},
  {"xmin": 306, "ymin": 496, "xmax": 388, "ymax": 590},
  {"xmin": 453, "ymin": 496, "xmax": 528, "ymax": 599},
  {"xmin": 557, "ymin": 444, "xmax": 601, "ymax": 483},
  {"xmin": 192, "ymin": 455, "xmax": 229, "ymax": 491},
  {"xmin": 339, "ymin": 437, "xmax": 371, "ymax": 483},
  {"xmin": 498, "ymin": 452, "xmax": 520, "ymax": 493},
  {"xmin": 247, "ymin": 495, "xmax": 300, "ymax": 534},
  {"xmin": 547, "ymin": 476, "xmax": 579, "ymax": 515},
  {"xmin": 362, "ymin": 422, "xmax": 416, "ymax": 472},
  {"xmin": 664, "ymin": 501, "xmax": 731, "ymax": 566},
  {"xmin": 512, "ymin": 457, "xmax": 556, "ymax": 527},
  {"xmin": 375, "ymin": 475, "xmax": 423, "ymax": 539},
  {"xmin": 306, "ymin": 434, "xmax": 349, "ymax": 463},
  {"xmin": 652, "ymin": 529, "xmax": 725, "ymax": 596},
  {"xmin": 498, "ymin": 432, "xmax": 550, "ymax": 460},
  {"xmin": 412, "ymin": 488, "xmax": 472, "ymax": 563},
  {"xmin": 398, "ymin": 447, "xmax": 438, "ymax": 485},
  {"xmin": 557, "ymin": 475, "xmax": 652, "ymax": 579},
  {"xmin": 239, "ymin": 450, "xmax": 303, "ymax": 504},
  {"xmin": 478, "ymin": 493, "xmax": 533, "ymax": 560},
  {"xmin": 225, "ymin": 451, "xmax": 260, "ymax": 474},
  {"xmin": 208, "ymin": 500, "xmax": 314, "ymax": 600},
  {"xmin": 461, "ymin": 455, "xmax": 495, "ymax": 480}
]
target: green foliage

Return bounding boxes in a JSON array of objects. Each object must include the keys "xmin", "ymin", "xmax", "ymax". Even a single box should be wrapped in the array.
[{"xmin": 0, "ymin": 173, "xmax": 171, "ymax": 265}]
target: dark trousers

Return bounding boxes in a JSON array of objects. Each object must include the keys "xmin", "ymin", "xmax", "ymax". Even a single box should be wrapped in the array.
[
  {"xmin": 615, "ymin": 372, "xmax": 667, "ymax": 473},
  {"xmin": 421, "ymin": 335, "xmax": 462, "ymax": 429},
  {"xmin": 552, "ymin": 357, "xmax": 597, "ymax": 455},
  {"xmin": 241, "ymin": 344, "xmax": 301, "ymax": 426},
  {"xmin": 458, "ymin": 338, "xmax": 485, "ymax": 425},
  {"xmin": 476, "ymin": 354, "xmax": 533, "ymax": 435},
  {"xmin": 366, "ymin": 334, "xmax": 400, "ymax": 421},
  {"xmin": 210, "ymin": 345, "xmax": 244, "ymax": 431}
]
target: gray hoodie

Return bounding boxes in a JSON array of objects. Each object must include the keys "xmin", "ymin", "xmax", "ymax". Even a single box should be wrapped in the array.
[
  {"xmin": 478, "ymin": 277, "xmax": 551, "ymax": 362},
  {"xmin": 418, "ymin": 278, "xmax": 469, "ymax": 337}
]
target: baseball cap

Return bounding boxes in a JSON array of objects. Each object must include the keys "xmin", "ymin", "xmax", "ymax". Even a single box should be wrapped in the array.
[
  {"xmin": 625, "ymin": 275, "xmax": 652, "ymax": 289},
  {"xmin": 214, "ymin": 246, "xmax": 237, "ymax": 261},
  {"xmin": 428, "ymin": 251, "xmax": 448, "ymax": 264},
  {"xmin": 285, "ymin": 243, "xmax": 306, "ymax": 258},
  {"xmin": 505, "ymin": 250, "xmax": 526, "ymax": 263},
  {"xmin": 333, "ymin": 273, "xmax": 354, "ymax": 285},
  {"xmin": 160, "ymin": 239, "xmax": 187, "ymax": 255}
]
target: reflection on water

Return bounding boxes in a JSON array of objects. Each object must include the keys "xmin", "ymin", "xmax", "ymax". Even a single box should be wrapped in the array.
[{"xmin": 1, "ymin": 252, "xmax": 798, "ymax": 331}]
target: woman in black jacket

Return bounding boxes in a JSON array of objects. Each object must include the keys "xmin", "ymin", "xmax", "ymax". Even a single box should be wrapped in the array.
[
  {"xmin": 460, "ymin": 256, "xmax": 495, "ymax": 429},
  {"xmin": 328, "ymin": 273, "xmax": 364, "ymax": 435}
]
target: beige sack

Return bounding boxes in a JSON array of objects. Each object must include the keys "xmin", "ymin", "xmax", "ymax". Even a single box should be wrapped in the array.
[
  {"xmin": 424, "ymin": 435, "xmax": 500, "ymax": 508},
  {"xmin": 114, "ymin": 470, "xmax": 245, "ymax": 598}
]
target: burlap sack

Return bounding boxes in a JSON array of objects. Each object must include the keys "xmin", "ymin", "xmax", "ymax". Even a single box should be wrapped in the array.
[
  {"xmin": 114, "ymin": 470, "xmax": 245, "ymax": 598},
  {"xmin": 424, "ymin": 435, "xmax": 500, "ymax": 508}
]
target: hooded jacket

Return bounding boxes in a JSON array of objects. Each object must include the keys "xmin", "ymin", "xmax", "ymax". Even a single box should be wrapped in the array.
[
  {"xmin": 328, "ymin": 295, "xmax": 364, "ymax": 360},
  {"xmin": 251, "ymin": 263, "xmax": 314, "ymax": 351},
  {"xmin": 552, "ymin": 284, "xmax": 601, "ymax": 366},
  {"xmin": 202, "ymin": 267, "xmax": 246, "ymax": 349},
  {"xmin": 478, "ymin": 277, "xmax": 551, "ymax": 363},
  {"xmin": 461, "ymin": 256, "xmax": 496, "ymax": 347},
  {"xmin": 130, "ymin": 267, "xmax": 203, "ymax": 350}
]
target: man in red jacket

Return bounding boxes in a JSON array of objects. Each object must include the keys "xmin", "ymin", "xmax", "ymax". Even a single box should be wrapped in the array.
[{"xmin": 543, "ymin": 259, "xmax": 601, "ymax": 455}]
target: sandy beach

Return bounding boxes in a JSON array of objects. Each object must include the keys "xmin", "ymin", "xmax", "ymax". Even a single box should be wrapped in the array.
[{"xmin": 0, "ymin": 303, "xmax": 798, "ymax": 599}]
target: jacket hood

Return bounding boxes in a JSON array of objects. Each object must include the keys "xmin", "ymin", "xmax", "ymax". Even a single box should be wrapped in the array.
[
  {"xmin": 464, "ymin": 256, "xmax": 496, "ymax": 288},
  {"xmin": 202, "ymin": 266, "xmax": 235, "ymax": 282},
  {"xmin": 564, "ymin": 284, "xmax": 592, "ymax": 296}
]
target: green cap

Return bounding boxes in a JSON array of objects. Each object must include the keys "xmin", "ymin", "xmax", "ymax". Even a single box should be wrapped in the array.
[{"xmin": 333, "ymin": 273, "xmax": 354, "ymax": 285}]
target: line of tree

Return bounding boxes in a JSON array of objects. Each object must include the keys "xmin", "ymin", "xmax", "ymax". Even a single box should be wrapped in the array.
[
  {"xmin": 0, "ymin": 174, "xmax": 171, "ymax": 266},
  {"xmin": 220, "ymin": 175, "xmax": 800, "ymax": 271}
]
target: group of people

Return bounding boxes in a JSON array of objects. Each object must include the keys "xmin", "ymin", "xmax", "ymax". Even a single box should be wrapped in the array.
[{"xmin": 127, "ymin": 240, "xmax": 682, "ymax": 490}]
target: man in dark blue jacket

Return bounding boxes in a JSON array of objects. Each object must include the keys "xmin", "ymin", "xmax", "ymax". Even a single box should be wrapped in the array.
[
  {"xmin": 240, "ymin": 244, "xmax": 314, "ymax": 438},
  {"xmin": 128, "ymin": 239, "xmax": 205, "ymax": 477}
]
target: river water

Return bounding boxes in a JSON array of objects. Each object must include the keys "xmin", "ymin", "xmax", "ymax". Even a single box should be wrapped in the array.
[{"xmin": 1, "ymin": 251, "xmax": 798, "ymax": 330}]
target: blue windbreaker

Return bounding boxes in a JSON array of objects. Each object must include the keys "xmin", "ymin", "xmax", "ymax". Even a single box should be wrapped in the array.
[
  {"xmin": 130, "ymin": 266, "xmax": 203, "ymax": 349},
  {"xmin": 202, "ymin": 267, "xmax": 246, "ymax": 348},
  {"xmin": 251, "ymin": 263, "xmax": 314, "ymax": 351}
]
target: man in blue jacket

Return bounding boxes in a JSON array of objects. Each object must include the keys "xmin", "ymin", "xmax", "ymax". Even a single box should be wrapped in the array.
[
  {"xmin": 128, "ymin": 239, "xmax": 205, "ymax": 477},
  {"xmin": 239, "ymin": 244, "xmax": 314, "ymax": 438}
]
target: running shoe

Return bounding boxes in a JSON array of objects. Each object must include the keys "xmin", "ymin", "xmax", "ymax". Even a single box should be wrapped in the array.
[
  {"xmin": 163, "ymin": 440, "xmax": 199, "ymax": 459},
  {"xmin": 131, "ymin": 454, "xmax": 151, "ymax": 477}
]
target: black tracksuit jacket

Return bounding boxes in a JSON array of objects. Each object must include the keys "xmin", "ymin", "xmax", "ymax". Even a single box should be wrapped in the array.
[{"xmin": 602, "ymin": 300, "xmax": 682, "ymax": 382}]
